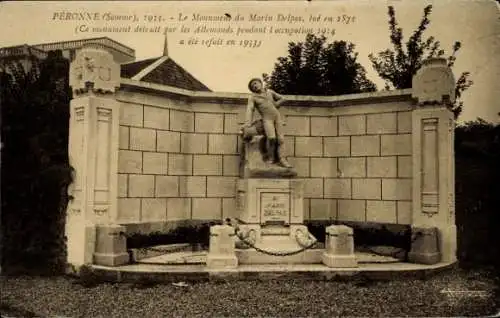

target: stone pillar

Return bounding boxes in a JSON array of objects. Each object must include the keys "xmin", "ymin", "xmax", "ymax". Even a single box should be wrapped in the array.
[
  {"xmin": 65, "ymin": 45, "xmax": 120, "ymax": 268},
  {"xmin": 410, "ymin": 57, "xmax": 457, "ymax": 264},
  {"xmin": 322, "ymin": 225, "xmax": 357, "ymax": 268},
  {"xmin": 206, "ymin": 225, "xmax": 238, "ymax": 269}
]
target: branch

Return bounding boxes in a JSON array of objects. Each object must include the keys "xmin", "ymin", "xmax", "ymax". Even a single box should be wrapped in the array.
[
  {"xmin": 447, "ymin": 41, "xmax": 462, "ymax": 67},
  {"xmin": 388, "ymin": 6, "xmax": 406, "ymax": 68}
]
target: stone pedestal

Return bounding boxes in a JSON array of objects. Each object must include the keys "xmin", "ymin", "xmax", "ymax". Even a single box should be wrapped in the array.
[
  {"xmin": 236, "ymin": 224, "xmax": 321, "ymax": 264},
  {"xmin": 235, "ymin": 178, "xmax": 319, "ymax": 264},
  {"xmin": 206, "ymin": 225, "xmax": 238, "ymax": 269},
  {"xmin": 322, "ymin": 225, "xmax": 357, "ymax": 268},
  {"xmin": 93, "ymin": 224, "xmax": 129, "ymax": 266},
  {"xmin": 408, "ymin": 227, "xmax": 441, "ymax": 265},
  {"xmin": 237, "ymin": 178, "xmax": 304, "ymax": 225}
]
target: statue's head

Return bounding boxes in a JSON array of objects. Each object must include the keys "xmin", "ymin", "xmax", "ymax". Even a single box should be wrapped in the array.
[{"xmin": 248, "ymin": 78, "xmax": 263, "ymax": 93}]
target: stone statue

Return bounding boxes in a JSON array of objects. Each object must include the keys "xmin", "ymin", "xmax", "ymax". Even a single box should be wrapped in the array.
[{"xmin": 241, "ymin": 78, "xmax": 292, "ymax": 169}]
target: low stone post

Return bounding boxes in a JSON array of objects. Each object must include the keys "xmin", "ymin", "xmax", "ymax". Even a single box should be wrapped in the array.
[
  {"xmin": 206, "ymin": 225, "xmax": 238, "ymax": 269},
  {"xmin": 93, "ymin": 225, "xmax": 129, "ymax": 266},
  {"xmin": 322, "ymin": 225, "xmax": 358, "ymax": 268},
  {"xmin": 408, "ymin": 227, "xmax": 441, "ymax": 265}
]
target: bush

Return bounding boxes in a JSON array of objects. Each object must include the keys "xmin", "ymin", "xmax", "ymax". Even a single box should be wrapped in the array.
[
  {"xmin": 126, "ymin": 222, "xmax": 222, "ymax": 250},
  {"xmin": 307, "ymin": 222, "xmax": 411, "ymax": 249},
  {"xmin": 1, "ymin": 51, "xmax": 72, "ymax": 275},
  {"xmin": 455, "ymin": 120, "xmax": 500, "ymax": 268}
]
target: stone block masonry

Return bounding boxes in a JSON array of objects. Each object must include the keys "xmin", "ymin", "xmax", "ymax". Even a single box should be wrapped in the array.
[
  {"xmin": 281, "ymin": 109, "xmax": 415, "ymax": 225},
  {"xmin": 116, "ymin": 98, "xmax": 242, "ymax": 225},
  {"xmin": 116, "ymin": 96, "xmax": 415, "ymax": 228}
]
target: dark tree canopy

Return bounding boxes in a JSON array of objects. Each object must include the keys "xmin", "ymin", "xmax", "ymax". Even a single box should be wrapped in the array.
[
  {"xmin": 1, "ymin": 50, "xmax": 73, "ymax": 274},
  {"xmin": 369, "ymin": 5, "xmax": 473, "ymax": 119},
  {"xmin": 263, "ymin": 34, "xmax": 377, "ymax": 96}
]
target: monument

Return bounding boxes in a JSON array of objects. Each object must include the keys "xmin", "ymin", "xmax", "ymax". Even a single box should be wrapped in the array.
[
  {"xmin": 232, "ymin": 78, "xmax": 320, "ymax": 264},
  {"xmin": 205, "ymin": 78, "xmax": 359, "ymax": 267},
  {"xmin": 62, "ymin": 43, "xmax": 454, "ymax": 274}
]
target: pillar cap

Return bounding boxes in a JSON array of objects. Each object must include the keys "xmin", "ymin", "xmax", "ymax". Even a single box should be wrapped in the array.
[
  {"xmin": 325, "ymin": 225, "xmax": 353, "ymax": 235},
  {"xmin": 412, "ymin": 57, "xmax": 456, "ymax": 106},
  {"xmin": 70, "ymin": 46, "xmax": 120, "ymax": 95},
  {"xmin": 210, "ymin": 224, "xmax": 234, "ymax": 234}
]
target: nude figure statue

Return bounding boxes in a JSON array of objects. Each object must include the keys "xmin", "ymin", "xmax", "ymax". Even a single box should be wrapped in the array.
[{"xmin": 241, "ymin": 78, "xmax": 292, "ymax": 168}]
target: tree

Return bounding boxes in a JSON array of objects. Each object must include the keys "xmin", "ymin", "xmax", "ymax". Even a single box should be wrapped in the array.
[
  {"xmin": 369, "ymin": 5, "xmax": 473, "ymax": 119},
  {"xmin": 454, "ymin": 118, "xmax": 500, "ymax": 267},
  {"xmin": 1, "ymin": 50, "xmax": 73, "ymax": 274},
  {"xmin": 263, "ymin": 34, "xmax": 377, "ymax": 95}
]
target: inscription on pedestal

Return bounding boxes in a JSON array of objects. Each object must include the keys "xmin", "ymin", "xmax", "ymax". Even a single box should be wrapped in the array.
[{"xmin": 260, "ymin": 192, "xmax": 290, "ymax": 224}]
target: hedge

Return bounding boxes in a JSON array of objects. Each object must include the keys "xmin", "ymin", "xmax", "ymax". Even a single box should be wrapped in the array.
[{"xmin": 1, "ymin": 51, "xmax": 73, "ymax": 275}]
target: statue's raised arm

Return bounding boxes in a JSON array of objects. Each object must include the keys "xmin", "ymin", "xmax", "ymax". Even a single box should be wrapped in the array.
[{"xmin": 269, "ymin": 89, "xmax": 285, "ymax": 108}]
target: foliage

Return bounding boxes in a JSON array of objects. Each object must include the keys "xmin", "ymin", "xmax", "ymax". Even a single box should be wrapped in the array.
[
  {"xmin": 263, "ymin": 34, "xmax": 377, "ymax": 95},
  {"xmin": 454, "ymin": 119, "xmax": 500, "ymax": 268},
  {"xmin": 307, "ymin": 221, "xmax": 411, "ymax": 249},
  {"xmin": 1, "ymin": 50, "xmax": 73, "ymax": 274},
  {"xmin": 369, "ymin": 5, "xmax": 473, "ymax": 119},
  {"xmin": 126, "ymin": 222, "xmax": 220, "ymax": 249}
]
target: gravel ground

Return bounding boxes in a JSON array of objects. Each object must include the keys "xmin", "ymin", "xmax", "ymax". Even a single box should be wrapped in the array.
[{"xmin": 1, "ymin": 268, "xmax": 498, "ymax": 317}]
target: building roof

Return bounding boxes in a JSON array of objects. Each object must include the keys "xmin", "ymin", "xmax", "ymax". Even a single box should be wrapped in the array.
[
  {"xmin": 31, "ymin": 37, "xmax": 135, "ymax": 58},
  {"xmin": 120, "ymin": 57, "xmax": 158, "ymax": 78},
  {"xmin": 0, "ymin": 44, "xmax": 48, "ymax": 60},
  {"xmin": 1, "ymin": 36, "xmax": 211, "ymax": 92},
  {"xmin": 0, "ymin": 37, "xmax": 136, "ymax": 64},
  {"xmin": 121, "ymin": 56, "xmax": 211, "ymax": 92}
]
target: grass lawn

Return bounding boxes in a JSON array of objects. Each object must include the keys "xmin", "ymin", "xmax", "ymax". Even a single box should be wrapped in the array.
[{"xmin": 1, "ymin": 267, "xmax": 498, "ymax": 317}]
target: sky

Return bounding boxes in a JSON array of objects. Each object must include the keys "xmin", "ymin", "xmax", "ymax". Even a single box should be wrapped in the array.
[{"xmin": 0, "ymin": 0, "xmax": 499, "ymax": 123}]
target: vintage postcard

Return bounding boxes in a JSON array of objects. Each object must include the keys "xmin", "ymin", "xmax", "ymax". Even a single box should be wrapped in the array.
[{"xmin": 1, "ymin": 1, "xmax": 499, "ymax": 317}]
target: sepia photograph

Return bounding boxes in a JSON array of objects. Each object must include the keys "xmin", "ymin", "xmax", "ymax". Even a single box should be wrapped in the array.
[{"xmin": 1, "ymin": 0, "xmax": 499, "ymax": 316}]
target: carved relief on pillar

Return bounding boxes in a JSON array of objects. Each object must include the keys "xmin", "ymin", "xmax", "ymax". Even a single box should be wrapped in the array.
[
  {"xmin": 93, "ymin": 107, "xmax": 113, "ymax": 218},
  {"xmin": 67, "ymin": 103, "xmax": 86, "ymax": 218},
  {"xmin": 75, "ymin": 107, "xmax": 85, "ymax": 121},
  {"xmin": 70, "ymin": 46, "xmax": 120, "ymax": 95},
  {"xmin": 421, "ymin": 118, "xmax": 439, "ymax": 218},
  {"xmin": 93, "ymin": 206, "xmax": 108, "ymax": 216},
  {"xmin": 73, "ymin": 105, "xmax": 86, "ymax": 186},
  {"xmin": 95, "ymin": 108, "xmax": 111, "ymax": 190}
]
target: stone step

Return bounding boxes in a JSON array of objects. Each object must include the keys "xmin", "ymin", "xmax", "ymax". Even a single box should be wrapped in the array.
[{"xmin": 137, "ymin": 250, "xmax": 401, "ymax": 265}]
